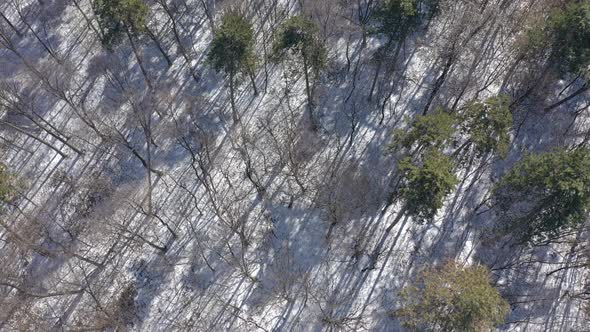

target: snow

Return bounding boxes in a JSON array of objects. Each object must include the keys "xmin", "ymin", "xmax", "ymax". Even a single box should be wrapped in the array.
[{"xmin": 0, "ymin": 0, "xmax": 589, "ymax": 330}]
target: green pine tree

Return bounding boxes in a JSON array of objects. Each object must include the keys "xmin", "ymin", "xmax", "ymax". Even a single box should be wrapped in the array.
[
  {"xmin": 398, "ymin": 149, "xmax": 458, "ymax": 222},
  {"xmin": 458, "ymin": 95, "xmax": 513, "ymax": 159},
  {"xmin": 493, "ymin": 148, "xmax": 590, "ymax": 243},
  {"xmin": 93, "ymin": 0, "xmax": 148, "ymax": 49},
  {"xmin": 548, "ymin": 2, "xmax": 590, "ymax": 77},
  {"xmin": 397, "ymin": 262, "xmax": 510, "ymax": 331},
  {"xmin": 272, "ymin": 15, "xmax": 327, "ymax": 129},
  {"xmin": 208, "ymin": 10, "xmax": 257, "ymax": 122},
  {"xmin": 392, "ymin": 109, "xmax": 456, "ymax": 155}
]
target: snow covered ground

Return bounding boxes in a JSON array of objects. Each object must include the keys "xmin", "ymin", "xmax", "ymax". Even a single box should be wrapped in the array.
[{"xmin": 0, "ymin": 0, "xmax": 589, "ymax": 330}]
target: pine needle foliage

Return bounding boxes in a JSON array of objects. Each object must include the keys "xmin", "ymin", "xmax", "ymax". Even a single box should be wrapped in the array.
[
  {"xmin": 93, "ymin": 0, "xmax": 149, "ymax": 49},
  {"xmin": 397, "ymin": 262, "xmax": 510, "ymax": 332},
  {"xmin": 493, "ymin": 148, "xmax": 590, "ymax": 243},
  {"xmin": 399, "ymin": 149, "xmax": 458, "ymax": 222},
  {"xmin": 208, "ymin": 11, "xmax": 256, "ymax": 78},
  {"xmin": 459, "ymin": 95, "xmax": 513, "ymax": 159}
]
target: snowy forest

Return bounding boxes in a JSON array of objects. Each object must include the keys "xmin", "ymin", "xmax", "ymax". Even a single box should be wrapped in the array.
[{"xmin": 1, "ymin": 0, "xmax": 590, "ymax": 330}]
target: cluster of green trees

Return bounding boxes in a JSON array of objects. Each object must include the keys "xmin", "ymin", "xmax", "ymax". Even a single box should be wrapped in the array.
[
  {"xmin": 389, "ymin": 94, "xmax": 513, "ymax": 222},
  {"xmin": 206, "ymin": 10, "xmax": 327, "ymax": 130},
  {"xmin": 206, "ymin": 11, "xmax": 326, "ymax": 126},
  {"xmin": 388, "ymin": 89, "xmax": 590, "ymax": 329},
  {"xmin": 365, "ymin": 96, "xmax": 514, "ymax": 331}
]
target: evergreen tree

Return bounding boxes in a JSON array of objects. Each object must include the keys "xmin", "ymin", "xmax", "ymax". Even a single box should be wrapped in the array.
[
  {"xmin": 371, "ymin": 0, "xmax": 420, "ymax": 42},
  {"xmin": 523, "ymin": 2, "xmax": 590, "ymax": 110},
  {"xmin": 208, "ymin": 10, "xmax": 257, "ymax": 122},
  {"xmin": 393, "ymin": 109, "xmax": 456, "ymax": 155},
  {"xmin": 93, "ymin": 0, "xmax": 148, "ymax": 49},
  {"xmin": 93, "ymin": 0, "xmax": 155, "ymax": 87},
  {"xmin": 397, "ymin": 262, "xmax": 510, "ymax": 331},
  {"xmin": 458, "ymin": 95, "xmax": 513, "ymax": 159},
  {"xmin": 272, "ymin": 15, "xmax": 327, "ymax": 129},
  {"xmin": 523, "ymin": 2, "xmax": 590, "ymax": 75},
  {"xmin": 398, "ymin": 149, "xmax": 458, "ymax": 222},
  {"xmin": 548, "ymin": 2, "xmax": 590, "ymax": 77},
  {"xmin": 493, "ymin": 148, "xmax": 590, "ymax": 243}
]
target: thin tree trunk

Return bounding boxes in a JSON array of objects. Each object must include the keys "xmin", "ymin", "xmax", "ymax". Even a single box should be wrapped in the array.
[
  {"xmin": 229, "ymin": 71, "xmax": 238, "ymax": 123},
  {"xmin": 544, "ymin": 82, "xmax": 589, "ymax": 112},
  {"xmin": 14, "ymin": 6, "xmax": 60, "ymax": 62},
  {"xmin": 423, "ymin": 54, "xmax": 454, "ymax": 115},
  {"xmin": 1, "ymin": 120, "xmax": 68, "ymax": 158},
  {"xmin": 378, "ymin": 41, "xmax": 404, "ymax": 123},
  {"xmin": 126, "ymin": 30, "xmax": 152, "ymax": 90},
  {"xmin": 511, "ymin": 63, "xmax": 552, "ymax": 109},
  {"xmin": 248, "ymin": 69, "xmax": 258, "ymax": 96},
  {"xmin": 157, "ymin": 0, "xmax": 199, "ymax": 82},
  {"xmin": 368, "ymin": 58, "xmax": 383, "ymax": 103},
  {"xmin": 0, "ymin": 11, "xmax": 21, "ymax": 36},
  {"xmin": 363, "ymin": 205, "xmax": 408, "ymax": 272},
  {"xmin": 145, "ymin": 26, "xmax": 173, "ymax": 67},
  {"xmin": 368, "ymin": 38, "xmax": 393, "ymax": 102},
  {"xmin": 22, "ymin": 113, "xmax": 83, "ymax": 155},
  {"xmin": 302, "ymin": 51, "xmax": 316, "ymax": 130},
  {"xmin": 199, "ymin": 0, "xmax": 215, "ymax": 34},
  {"xmin": 72, "ymin": 0, "xmax": 102, "ymax": 39},
  {"xmin": 0, "ymin": 135, "xmax": 33, "ymax": 154}
]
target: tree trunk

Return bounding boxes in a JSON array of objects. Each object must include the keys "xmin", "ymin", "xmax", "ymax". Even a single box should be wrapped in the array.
[
  {"xmin": 199, "ymin": 0, "xmax": 215, "ymax": 34},
  {"xmin": 13, "ymin": 6, "xmax": 60, "ymax": 62},
  {"xmin": 368, "ymin": 58, "xmax": 383, "ymax": 103},
  {"xmin": 145, "ymin": 26, "xmax": 173, "ymax": 67},
  {"xmin": 544, "ymin": 82, "xmax": 589, "ymax": 112},
  {"xmin": 248, "ymin": 69, "xmax": 259, "ymax": 96},
  {"xmin": 72, "ymin": 0, "xmax": 102, "ymax": 39},
  {"xmin": 0, "ymin": 11, "xmax": 22, "ymax": 36},
  {"xmin": 229, "ymin": 71, "xmax": 238, "ymax": 123},
  {"xmin": 378, "ymin": 40, "xmax": 404, "ymax": 123},
  {"xmin": 423, "ymin": 54, "xmax": 454, "ymax": 115},
  {"xmin": 1, "ymin": 120, "xmax": 68, "ymax": 158},
  {"xmin": 157, "ymin": 0, "xmax": 199, "ymax": 82},
  {"xmin": 302, "ymin": 51, "xmax": 316, "ymax": 130},
  {"xmin": 368, "ymin": 38, "xmax": 393, "ymax": 102},
  {"xmin": 363, "ymin": 205, "xmax": 408, "ymax": 272},
  {"xmin": 510, "ymin": 63, "xmax": 552, "ymax": 109},
  {"xmin": 126, "ymin": 30, "xmax": 152, "ymax": 90}
]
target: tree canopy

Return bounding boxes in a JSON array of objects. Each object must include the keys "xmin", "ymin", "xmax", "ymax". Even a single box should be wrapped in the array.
[
  {"xmin": 93, "ymin": 0, "xmax": 149, "ymax": 48},
  {"xmin": 397, "ymin": 262, "xmax": 510, "ymax": 331},
  {"xmin": 208, "ymin": 11, "xmax": 256, "ymax": 77},
  {"xmin": 549, "ymin": 2, "xmax": 590, "ymax": 76},
  {"xmin": 398, "ymin": 149, "xmax": 458, "ymax": 222},
  {"xmin": 371, "ymin": 0, "xmax": 421, "ymax": 41},
  {"xmin": 393, "ymin": 109, "xmax": 456, "ymax": 153},
  {"xmin": 493, "ymin": 148, "xmax": 590, "ymax": 243},
  {"xmin": 526, "ymin": 2, "xmax": 590, "ymax": 76},
  {"xmin": 272, "ymin": 15, "xmax": 326, "ymax": 76},
  {"xmin": 459, "ymin": 95, "xmax": 513, "ymax": 159}
]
